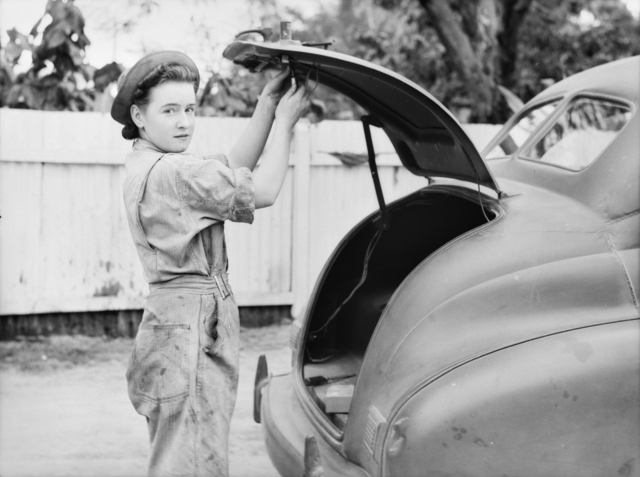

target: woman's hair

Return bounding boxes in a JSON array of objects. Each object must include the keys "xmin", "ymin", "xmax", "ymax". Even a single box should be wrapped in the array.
[{"xmin": 122, "ymin": 64, "xmax": 199, "ymax": 140}]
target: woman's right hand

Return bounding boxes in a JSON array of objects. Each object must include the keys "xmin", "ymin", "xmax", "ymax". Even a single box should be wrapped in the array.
[
  {"xmin": 275, "ymin": 82, "xmax": 308, "ymax": 130},
  {"xmin": 252, "ymin": 82, "xmax": 309, "ymax": 208}
]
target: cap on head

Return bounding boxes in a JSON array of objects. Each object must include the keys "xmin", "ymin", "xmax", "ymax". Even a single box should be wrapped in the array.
[{"xmin": 110, "ymin": 51, "xmax": 200, "ymax": 125}]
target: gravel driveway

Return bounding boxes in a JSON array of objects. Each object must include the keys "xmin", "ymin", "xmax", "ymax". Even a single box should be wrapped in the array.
[{"xmin": 0, "ymin": 322, "xmax": 292, "ymax": 477}]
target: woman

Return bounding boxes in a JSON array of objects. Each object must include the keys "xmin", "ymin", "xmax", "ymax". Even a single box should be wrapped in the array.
[{"xmin": 110, "ymin": 50, "xmax": 307, "ymax": 476}]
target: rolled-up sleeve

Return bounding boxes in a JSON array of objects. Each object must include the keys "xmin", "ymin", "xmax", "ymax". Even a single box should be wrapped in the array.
[{"xmin": 177, "ymin": 153, "xmax": 255, "ymax": 224}]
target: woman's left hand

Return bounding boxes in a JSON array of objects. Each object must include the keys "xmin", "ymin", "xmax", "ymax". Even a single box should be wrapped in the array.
[{"xmin": 259, "ymin": 67, "xmax": 292, "ymax": 112}]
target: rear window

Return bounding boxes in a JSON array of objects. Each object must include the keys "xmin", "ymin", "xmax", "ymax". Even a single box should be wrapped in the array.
[
  {"xmin": 521, "ymin": 97, "xmax": 632, "ymax": 171},
  {"xmin": 485, "ymin": 101, "xmax": 560, "ymax": 158}
]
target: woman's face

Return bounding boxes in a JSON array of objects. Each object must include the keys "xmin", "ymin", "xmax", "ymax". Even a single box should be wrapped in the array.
[{"xmin": 132, "ymin": 81, "xmax": 196, "ymax": 153}]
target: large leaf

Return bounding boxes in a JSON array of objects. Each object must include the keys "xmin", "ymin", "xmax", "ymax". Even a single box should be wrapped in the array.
[
  {"xmin": 22, "ymin": 83, "xmax": 46, "ymax": 109},
  {"xmin": 4, "ymin": 84, "xmax": 24, "ymax": 106},
  {"xmin": 33, "ymin": 0, "xmax": 90, "ymax": 67},
  {"xmin": 65, "ymin": 3, "xmax": 90, "ymax": 48},
  {"xmin": 0, "ymin": 60, "xmax": 14, "ymax": 87},
  {"xmin": 29, "ymin": 16, "xmax": 43, "ymax": 38},
  {"xmin": 5, "ymin": 29, "xmax": 32, "ymax": 64},
  {"xmin": 7, "ymin": 28, "xmax": 31, "ymax": 47},
  {"xmin": 5, "ymin": 82, "xmax": 46, "ymax": 109},
  {"xmin": 46, "ymin": 0, "xmax": 69, "ymax": 23},
  {"xmin": 65, "ymin": 40, "xmax": 84, "ymax": 67},
  {"xmin": 4, "ymin": 41, "xmax": 25, "ymax": 64},
  {"xmin": 41, "ymin": 23, "xmax": 70, "ymax": 51},
  {"xmin": 92, "ymin": 62, "xmax": 124, "ymax": 92}
]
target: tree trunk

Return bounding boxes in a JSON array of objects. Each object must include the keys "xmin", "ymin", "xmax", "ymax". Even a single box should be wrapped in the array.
[
  {"xmin": 498, "ymin": 0, "xmax": 534, "ymax": 89},
  {"xmin": 418, "ymin": 0, "xmax": 495, "ymax": 121}
]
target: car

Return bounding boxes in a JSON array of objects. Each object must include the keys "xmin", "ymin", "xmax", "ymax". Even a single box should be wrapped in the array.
[{"xmin": 223, "ymin": 34, "xmax": 640, "ymax": 477}]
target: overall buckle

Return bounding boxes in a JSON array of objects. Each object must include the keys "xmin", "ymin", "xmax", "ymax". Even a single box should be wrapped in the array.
[{"xmin": 213, "ymin": 275, "xmax": 231, "ymax": 300}]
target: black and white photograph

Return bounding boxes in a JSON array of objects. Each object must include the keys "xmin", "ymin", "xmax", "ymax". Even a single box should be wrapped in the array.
[{"xmin": 0, "ymin": 0, "xmax": 639, "ymax": 476}]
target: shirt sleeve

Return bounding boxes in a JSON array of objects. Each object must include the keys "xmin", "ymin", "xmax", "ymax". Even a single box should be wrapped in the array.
[{"xmin": 177, "ymin": 153, "xmax": 255, "ymax": 224}]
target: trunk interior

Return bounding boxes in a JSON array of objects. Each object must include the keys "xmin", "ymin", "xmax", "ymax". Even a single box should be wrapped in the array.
[{"xmin": 300, "ymin": 188, "xmax": 496, "ymax": 430}]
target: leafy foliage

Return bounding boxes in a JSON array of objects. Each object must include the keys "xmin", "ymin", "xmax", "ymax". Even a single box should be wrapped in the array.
[
  {"xmin": 198, "ymin": 68, "xmax": 271, "ymax": 117},
  {"xmin": 196, "ymin": 0, "xmax": 640, "ymax": 122},
  {"xmin": 0, "ymin": 0, "xmax": 122, "ymax": 111},
  {"xmin": 279, "ymin": 0, "xmax": 640, "ymax": 122},
  {"xmin": 2, "ymin": 0, "xmax": 638, "ymax": 123},
  {"xmin": 515, "ymin": 0, "xmax": 640, "ymax": 100}
]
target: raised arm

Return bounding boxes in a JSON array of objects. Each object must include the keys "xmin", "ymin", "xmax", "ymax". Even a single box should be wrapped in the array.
[
  {"xmin": 227, "ymin": 68, "xmax": 291, "ymax": 171},
  {"xmin": 252, "ymin": 82, "xmax": 308, "ymax": 209}
]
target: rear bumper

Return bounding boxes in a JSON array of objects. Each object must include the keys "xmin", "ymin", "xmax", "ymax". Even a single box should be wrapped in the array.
[{"xmin": 260, "ymin": 373, "xmax": 371, "ymax": 477}]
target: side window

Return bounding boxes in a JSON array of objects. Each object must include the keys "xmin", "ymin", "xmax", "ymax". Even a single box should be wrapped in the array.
[
  {"xmin": 521, "ymin": 97, "xmax": 632, "ymax": 171},
  {"xmin": 485, "ymin": 101, "xmax": 560, "ymax": 158}
]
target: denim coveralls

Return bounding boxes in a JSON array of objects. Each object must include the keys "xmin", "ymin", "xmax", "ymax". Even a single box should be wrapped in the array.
[{"xmin": 122, "ymin": 138, "xmax": 255, "ymax": 476}]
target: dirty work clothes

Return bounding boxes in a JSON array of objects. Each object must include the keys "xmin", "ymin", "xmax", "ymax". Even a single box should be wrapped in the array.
[
  {"xmin": 127, "ymin": 276, "xmax": 239, "ymax": 476},
  {"xmin": 123, "ymin": 138, "xmax": 255, "ymax": 284},
  {"xmin": 122, "ymin": 138, "xmax": 255, "ymax": 476}
]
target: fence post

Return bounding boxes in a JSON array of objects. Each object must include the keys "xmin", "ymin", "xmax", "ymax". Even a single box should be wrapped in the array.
[{"xmin": 291, "ymin": 120, "xmax": 312, "ymax": 319}]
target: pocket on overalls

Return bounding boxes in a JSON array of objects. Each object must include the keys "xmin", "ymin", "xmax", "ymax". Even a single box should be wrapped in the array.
[
  {"xmin": 126, "ymin": 324, "xmax": 190, "ymax": 416},
  {"xmin": 202, "ymin": 296, "xmax": 219, "ymax": 356}
]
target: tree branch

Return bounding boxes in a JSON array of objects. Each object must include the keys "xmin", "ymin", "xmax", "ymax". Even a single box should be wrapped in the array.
[
  {"xmin": 456, "ymin": 0, "xmax": 481, "ymax": 47},
  {"xmin": 498, "ymin": 0, "xmax": 535, "ymax": 88},
  {"xmin": 418, "ymin": 0, "xmax": 494, "ymax": 120}
]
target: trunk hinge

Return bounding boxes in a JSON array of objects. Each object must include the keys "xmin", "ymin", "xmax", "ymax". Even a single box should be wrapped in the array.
[{"xmin": 361, "ymin": 115, "xmax": 389, "ymax": 230}]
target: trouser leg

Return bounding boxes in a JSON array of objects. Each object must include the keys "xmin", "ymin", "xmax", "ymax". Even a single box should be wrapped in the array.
[
  {"xmin": 195, "ymin": 293, "xmax": 240, "ymax": 476},
  {"xmin": 127, "ymin": 291, "xmax": 240, "ymax": 477}
]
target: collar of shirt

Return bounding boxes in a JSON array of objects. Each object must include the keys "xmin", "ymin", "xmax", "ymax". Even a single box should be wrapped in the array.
[{"xmin": 133, "ymin": 137, "xmax": 166, "ymax": 154}]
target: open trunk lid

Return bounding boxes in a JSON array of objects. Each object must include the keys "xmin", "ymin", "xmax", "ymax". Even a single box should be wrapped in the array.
[{"xmin": 223, "ymin": 38, "xmax": 501, "ymax": 193}]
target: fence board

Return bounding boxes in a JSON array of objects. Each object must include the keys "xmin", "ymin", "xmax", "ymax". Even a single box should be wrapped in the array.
[{"xmin": 0, "ymin": 109, "xmax": 501, "ymax": 316}]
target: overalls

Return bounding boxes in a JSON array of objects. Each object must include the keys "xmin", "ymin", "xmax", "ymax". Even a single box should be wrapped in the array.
[{"xmin": 122, "ymin": 139, "xmax": 255, "ymax": 477}]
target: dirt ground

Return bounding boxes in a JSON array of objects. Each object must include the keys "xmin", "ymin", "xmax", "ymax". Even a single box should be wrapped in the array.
[{"xmin": 0, "ymin": 322, "xmax": 292, "ymax": 477}]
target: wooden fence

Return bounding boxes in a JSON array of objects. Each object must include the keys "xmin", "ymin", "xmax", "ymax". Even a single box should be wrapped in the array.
[{"xmin": 0, "ymin": 109, "xmax": 501, "ymax": 319}]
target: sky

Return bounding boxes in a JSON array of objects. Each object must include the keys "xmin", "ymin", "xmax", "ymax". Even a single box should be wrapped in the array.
[{"xmin": 0, "ymin": 0, "xmax": 639, "ymax": 75}]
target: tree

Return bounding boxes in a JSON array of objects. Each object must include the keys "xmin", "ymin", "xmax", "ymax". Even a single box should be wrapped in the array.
[
  {"xmin": 0, "ymin": 0, "xmax": 123, "ymax": 111},
  {"xmin": 381, "ymin": 0, "xmax": 640, "ymax": 121},
  {"xmin": 514, "ymin": 0, "xmax": 640, "ymax": 100},
  {"xmin": 415, "ymin": 0, "xmax": 503, "ymax": 121},
  {"xmin": 285, "ymin": 0, "xmax": 438, "ymax": 120},
  {"xmin": 289, "ymin": 0, "xmax": 640, "ymax": 122}
]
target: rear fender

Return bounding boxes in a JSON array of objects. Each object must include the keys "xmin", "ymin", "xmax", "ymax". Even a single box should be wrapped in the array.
[{"xmin": 382, "ymin": 320, "xmax": 640, "ymax": 477}]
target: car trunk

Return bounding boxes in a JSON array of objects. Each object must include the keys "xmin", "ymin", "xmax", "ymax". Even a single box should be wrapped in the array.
[
  {"xmin": 223, "ymin": 34, "xmax": 503, "ymax": 432},
  {"xmin": 223, "ymin": 39, "xmax": 502, "ymax": 194},
  {"xmin": 299, "ymin": 187, "xmax": 497, "ymax": 430}
]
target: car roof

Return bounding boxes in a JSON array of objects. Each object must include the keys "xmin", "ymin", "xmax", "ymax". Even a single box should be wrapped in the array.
[
  {"xmin": 489, "ymin": 56, "xmax": 640, "ymax": 221},
  {"xmin": 534, "ymin": 55, "xmax": 640, "ymax": 105}
]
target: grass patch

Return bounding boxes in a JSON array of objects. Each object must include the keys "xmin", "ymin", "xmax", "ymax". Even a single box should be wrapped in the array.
[
  {"xmin": 0, "ymin": 321, "xmax": 292, "ymax": 373},
  {"xmin": 0, "ymin": 335, "xmax": 134, "ymax": 372}
]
